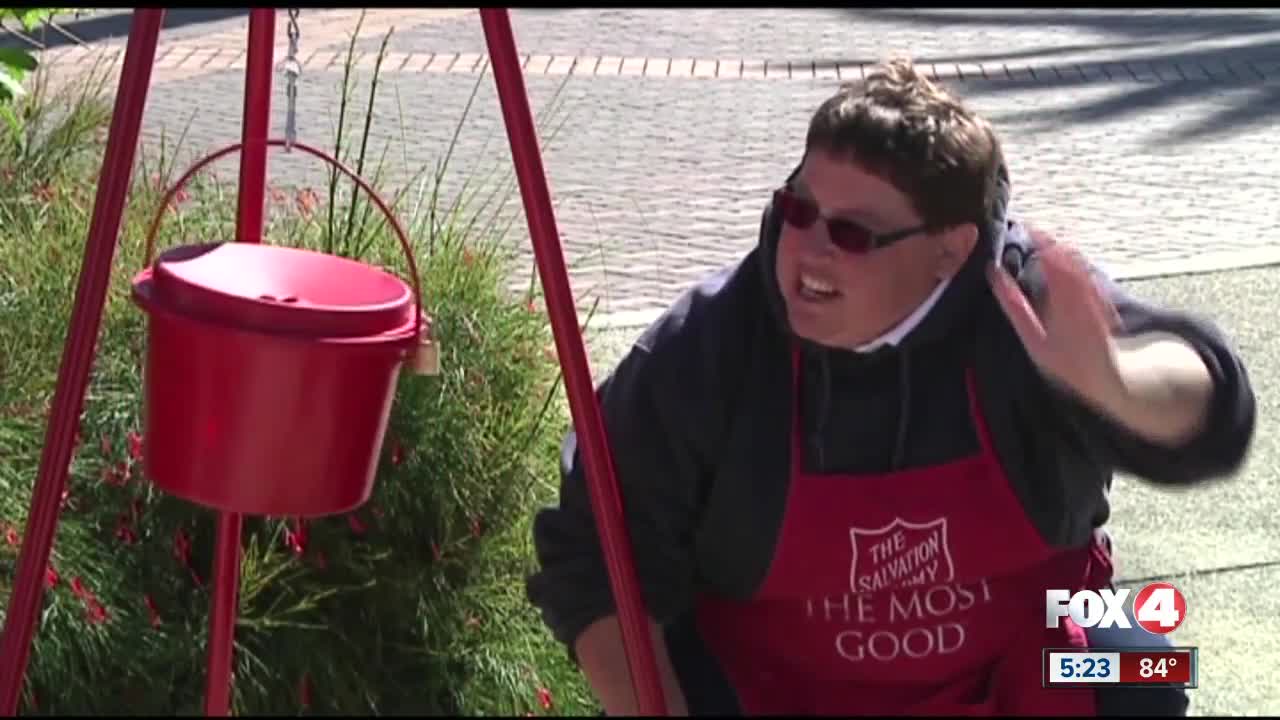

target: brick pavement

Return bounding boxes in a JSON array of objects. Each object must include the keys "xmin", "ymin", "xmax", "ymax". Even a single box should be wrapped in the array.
[
  {"xmin": 351, "ymin": 8, "xmax": 1280, "ymax": 67},
  {"xmin": 28, "ymin": 9, "xmax": 1280, "ymax": 326}
]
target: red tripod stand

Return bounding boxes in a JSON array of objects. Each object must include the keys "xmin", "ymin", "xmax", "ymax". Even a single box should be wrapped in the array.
[{"xmin": 0, "ymin": 8, "xmax": 667, "ymax": 716}]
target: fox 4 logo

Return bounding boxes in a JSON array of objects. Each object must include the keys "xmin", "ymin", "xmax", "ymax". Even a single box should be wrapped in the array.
[{"xmin": 1046, "ymin": 582, "xmax": 1188, "ymax": 635}]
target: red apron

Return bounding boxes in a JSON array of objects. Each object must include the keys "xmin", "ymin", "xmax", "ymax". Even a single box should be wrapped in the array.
[{"xmin": 695, "ymin": 349, "xmax": 1112, "ymax": 715}]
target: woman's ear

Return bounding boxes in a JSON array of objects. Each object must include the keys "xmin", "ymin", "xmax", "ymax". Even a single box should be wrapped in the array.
[{"xmin": 936, "ymin": 222, "xmax": 979, "ymax": 280}]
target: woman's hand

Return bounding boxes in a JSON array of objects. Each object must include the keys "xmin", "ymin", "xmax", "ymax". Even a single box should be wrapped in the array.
[
  {"xmin": 987, "ymin": 229, "xmax": 1125, "ymax": 404},
  {"xmin": 987, "ymin": 228, "xmax": 1214, "ymax": 447}
]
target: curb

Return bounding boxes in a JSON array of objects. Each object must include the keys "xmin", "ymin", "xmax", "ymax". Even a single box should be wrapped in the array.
[
  {"xmin": 33, "ymin": 45, "xmax": 1280, "ymax": 85},
  {"xmin": 590, "ymin": 250, "xmax": 1280, "ymax": 330}
]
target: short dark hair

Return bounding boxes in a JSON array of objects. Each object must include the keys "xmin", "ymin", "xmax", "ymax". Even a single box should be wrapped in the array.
[{"xmin": 805, "ymin": 57, "xmax": 1004, "ymax": 231}]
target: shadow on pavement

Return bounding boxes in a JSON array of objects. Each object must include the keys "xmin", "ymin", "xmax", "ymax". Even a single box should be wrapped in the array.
[
  {"xmin": 852, "ymin": 8, "xmax": 1280, "ymax": 38},
  {"xmin": 836, "ymin": 9, "xmax": 1280, "ymax": 147},
  {"xmin": 1116, "ymin": 558, "xmax": 1280, "ymax": 586},
  {"xmin": 0, "ymin": 9, "xmax": 248, "ymax": 50}
]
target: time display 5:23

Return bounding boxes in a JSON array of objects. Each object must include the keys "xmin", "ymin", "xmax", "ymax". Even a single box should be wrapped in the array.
[{"xmin": 1061, "ymin": 656, "xmax": 1111, "ymax": 678}]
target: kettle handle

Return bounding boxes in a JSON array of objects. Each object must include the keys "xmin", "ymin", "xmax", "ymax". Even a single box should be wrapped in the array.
[{"xmin": 141, "ymin": 139, "xmax": 425, "ymax": 336}]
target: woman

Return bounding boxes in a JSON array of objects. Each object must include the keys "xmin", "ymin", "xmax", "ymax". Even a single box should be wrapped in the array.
[{"xmin": 526, "ymin": 58, "xmax": 1255, "ymax": 716}]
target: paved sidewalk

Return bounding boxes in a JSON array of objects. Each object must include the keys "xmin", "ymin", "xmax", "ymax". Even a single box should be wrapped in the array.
[{"xmin": 31, "ymin": 9, "xmax": 1280, "ymax": 326}]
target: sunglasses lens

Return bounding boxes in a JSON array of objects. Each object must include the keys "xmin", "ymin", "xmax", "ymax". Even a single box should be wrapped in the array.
[
  {"xmin": 776, "ymin": 190, "xmax": 818, "ymax": 229},
  {"xmin": 827, "ymin": 220, "xmax": 875, "ymax": 254},
  {"xmin": 774, "ymin": 188, "xmax": 881, "ymax": 255}
]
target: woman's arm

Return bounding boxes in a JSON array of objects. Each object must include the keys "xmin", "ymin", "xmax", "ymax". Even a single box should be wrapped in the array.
[
  {"xmin": 575, "ymin": 616, "xmax": 690, "ymax": 716},
  {"xmin": 526, "ymin": 343, "xmax": 705, "ymax": 662},
  {"xmin": 1081, "ymin": 330, "xmax": 1215, "ymax": 448},
  {"xmin": 1006, "ymin": 230, "xmax": 1256, "ymax": 483},
  {"xmin": 527, "ymin": 270, "xmax": 743, "ymax": 713}
]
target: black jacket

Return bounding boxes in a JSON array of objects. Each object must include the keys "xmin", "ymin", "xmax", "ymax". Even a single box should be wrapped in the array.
[{"xmin": 525, "ymin": 170, "xmax": 1256, "ymax": 664}]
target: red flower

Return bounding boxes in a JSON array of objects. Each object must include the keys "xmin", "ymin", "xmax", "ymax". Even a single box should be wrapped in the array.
[
  {"xmin": 45, "ymin": 566, "xmax": 59, "ymax": 589},
  {"xmin": 101, "ymin": 464, "xmax": 128, "ymax": 487},
  {"xmin": 67, "ymin": 576, "xmax": 109, "ymax": 624},
  {"xmin": 168, "ymin": 187, "xmax": 190, "ymax": 211},
  {"xmin": 173, "ymin": 528, "xmax": 193, "ymax": 565},
  {"xmin": 4, "ymin": 526, "xmax": 19, "ymax": 547},
  {"xmin": 115, "ymin": 516, "xmax": 138, "ymax": 545},
  {"xmin": 32, "ymin": 184, "xmax": 56, "ymax": 203},
  {"xmin": 284, "ymin": 518, "xmax": 308, "ymax": 556},
  {"xmin": 127, "ymin": 432, "xmax": 144, "ymax": 461},
  {"xmin": 144, "ymin": 595, "xmax": 161, "ymax": 628},
  {"xmin": 85, "ymin": 598, "xmax": 109, "ymax": 625},
  {"xmin": 298, "ymin": 673, "xmax": 312, "ymax": 709},
  {"xmin": 470, "ymin": 515, "xmax": 484, "ymax": 539},
  {"xmin": 389, "ymin": 437, "xmax": 405, "ymax": 467},
  {"xmin": 537, "ymin": 687, "xmax": 553, "ymax": 710},
  {"xmin": 347, "ymin": 514, "xmax": 367, "ymax": 536},
  {"xmin": 430, "ymin": 542, "xmax": 443, "ymax": 562},
  {"xmin": 296, "ymin": 188, "xmax": 319, "ymax": 220},
  {"xmin": 59, "ymin": 489, "xmax": 71, "ymax": 511}
]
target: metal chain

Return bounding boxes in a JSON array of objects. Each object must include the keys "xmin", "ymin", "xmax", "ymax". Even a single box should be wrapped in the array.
[{"xmin": 282, "ymin": 8, "xmax": 302, "ymax": 152}]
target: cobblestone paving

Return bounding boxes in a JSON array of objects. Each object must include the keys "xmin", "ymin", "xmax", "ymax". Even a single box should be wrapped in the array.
[{"xmin": 31, "ymin": 8, "xmax": 1280, "ymax": 324}]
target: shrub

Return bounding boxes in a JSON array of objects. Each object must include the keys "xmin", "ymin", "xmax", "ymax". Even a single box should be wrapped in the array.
[
  {"xmin": 0, "ymin": 19, "xmax": 596, "ymax": 716},
  {"xmin": 1, "ymin": 9, "xmax": 68, "ymax": 104}
]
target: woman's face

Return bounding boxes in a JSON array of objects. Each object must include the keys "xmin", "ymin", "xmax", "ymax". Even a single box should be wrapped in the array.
[{"xmin": 775, "ymin": 150, "xmax": 975, "ymax": 349}]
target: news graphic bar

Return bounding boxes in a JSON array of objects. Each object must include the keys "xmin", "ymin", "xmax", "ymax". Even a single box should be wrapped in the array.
[
  {"xmin": 1042, "ymin": 647, "xmax": 1198, "ymax": 689},
  {"xmin": 1118, "ymin": 648, "xmax": 1197, "ymax": 686}
]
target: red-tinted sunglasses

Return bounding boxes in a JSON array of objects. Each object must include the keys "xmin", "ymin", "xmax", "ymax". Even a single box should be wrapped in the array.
[{"xmin": 773, "ymin": 187, "xmax": 929, "ymax": 254}]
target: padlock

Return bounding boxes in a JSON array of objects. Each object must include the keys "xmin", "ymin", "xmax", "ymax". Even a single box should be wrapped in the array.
[{"xmin": 409, "ymin": 321, "xmax": 440, "ymax": 376}]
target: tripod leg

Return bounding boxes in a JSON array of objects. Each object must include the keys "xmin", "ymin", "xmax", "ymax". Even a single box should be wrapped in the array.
[
  {"xmin": 204, "ymin": 512, "xmax": 244, "ymax": 717},
  {"xmin": 477, "ymin": 7, "xmax": 668, "ymax": 716},
  {"xmin": 0, "ymin": 8, "xmax": 167, "ymax": 715},
  {"xmin": 202, "ymin": 9, "xmax": 276, "ymax": 715}
]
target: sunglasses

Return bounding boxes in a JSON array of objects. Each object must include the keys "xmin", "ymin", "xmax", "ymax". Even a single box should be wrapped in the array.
[{"xmin": 773, "ymin": 187, "xmax": 929, "ymax": 255}]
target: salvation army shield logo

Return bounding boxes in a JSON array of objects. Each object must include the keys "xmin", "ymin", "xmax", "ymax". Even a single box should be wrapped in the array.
[{"xmin": 849, "ymin": 517, "xmax": 955, "ymax": 593}]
